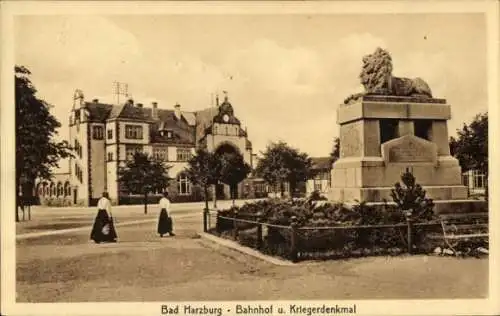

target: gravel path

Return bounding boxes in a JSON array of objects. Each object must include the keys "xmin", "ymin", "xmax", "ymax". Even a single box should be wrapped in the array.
[{"xmin": 16, "ymin": 212, "xmax": 488, "ymax": 302}]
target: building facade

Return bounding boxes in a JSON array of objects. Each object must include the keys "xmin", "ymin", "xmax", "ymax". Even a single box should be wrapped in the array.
[
  {"xmin": 462, "ymin": 169, "xmax": 487, "ymax": 196},
  {"xmin": 306, "ymin": 157, "xmax": 332, "ymax": 196},
  {"xmin": 36, "ymin": 90, "xmax": 254, "ymax": 206}
]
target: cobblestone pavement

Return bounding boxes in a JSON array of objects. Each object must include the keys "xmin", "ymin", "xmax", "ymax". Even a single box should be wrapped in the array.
[{"xmin": 16, "ymin": 209, "xmax": 488, "ymax": 302}]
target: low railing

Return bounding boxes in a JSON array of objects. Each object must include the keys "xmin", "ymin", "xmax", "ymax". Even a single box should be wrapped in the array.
[{"xmin": 202, "ymin": 209, "xmax": 443, "ymax": 262}]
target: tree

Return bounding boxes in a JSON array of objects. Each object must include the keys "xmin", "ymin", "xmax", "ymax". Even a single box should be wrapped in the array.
[
  {"xmin": 118, "ymin": 152, "xmax": 172, "ymax": 214},
  {"xmin": 449, "ymin": 112, "xmax": 488, "ymax": 196},
  {"xmin": 330, "ymin": 137, "xmax": 340, "ymax": 164},
  {"xmin": 185, "ymin": 149, "xmax": 222, "ymax": 210},
  {"xmin": 15, "ymin": 65, "xmax": 72, "ymax": 222},
  {"xmin": 219, "ymin": 151, "xmax": 251, "ymax": 205},
  {"xmin": 390, "ymin": 171, "xmax": 435, "ymax": 220},
  {"xmin": 255, "ymin": 141, "xmax": 312, "ymax": 198}
]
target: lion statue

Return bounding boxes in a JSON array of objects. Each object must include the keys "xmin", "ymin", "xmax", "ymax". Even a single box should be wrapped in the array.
[{"xmin": 344, "ymin": 47, "xmax": 433, "ymax": 104}]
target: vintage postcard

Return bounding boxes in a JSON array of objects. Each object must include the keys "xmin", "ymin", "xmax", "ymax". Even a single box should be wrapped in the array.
[{"xmin": 1, "ymin": 1, "xmax": 499, "ymax": 315}]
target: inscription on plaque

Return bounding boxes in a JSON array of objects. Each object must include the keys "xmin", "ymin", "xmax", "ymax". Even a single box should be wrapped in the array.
[{"xmin": 383, "ymin": 135, "xmax": 436, "ymax": 163}]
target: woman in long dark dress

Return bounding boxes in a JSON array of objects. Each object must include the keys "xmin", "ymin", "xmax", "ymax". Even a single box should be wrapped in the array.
[
  {"xmin": 158, "ymin": 191, "xmax": 175, "ymax": 237},
  {"xmin": 90, "ymin": 192, "xmax": 118, "ymax": 243}
]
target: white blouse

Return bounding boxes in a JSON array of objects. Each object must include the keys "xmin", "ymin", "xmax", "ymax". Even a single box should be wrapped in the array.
[
  {"xmin": 159, "ymin": 197, "xmax": 171, "ymax": 214},
  {"xmin": 97, "ymin": 197, "xmax": 111, "ymax": 215}
]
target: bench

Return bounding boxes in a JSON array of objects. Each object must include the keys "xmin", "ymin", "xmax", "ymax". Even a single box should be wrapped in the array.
[{"xmin": 432, "ymin": 212, "xmax": 489, "ymax": 256}]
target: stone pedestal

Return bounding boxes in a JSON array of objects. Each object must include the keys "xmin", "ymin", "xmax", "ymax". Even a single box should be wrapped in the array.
[{"xmin": 329, "ymin": 96, "xmax": 468, "ymax": 203}]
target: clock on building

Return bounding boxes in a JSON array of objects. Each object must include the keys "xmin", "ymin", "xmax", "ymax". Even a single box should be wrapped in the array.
[{"xmin": 223, "ymin": 114, "xmax": 229, "ymax": 123}]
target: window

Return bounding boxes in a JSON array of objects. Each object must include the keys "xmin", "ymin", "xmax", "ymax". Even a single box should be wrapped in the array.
[
  {"xmin": 153, "ymin": 147, "xmax": 168, "ymax": 160},
  {"xmin": 125, "ymin": 125, "xmax": 143, "ymax": 139},
  {"xmin": 74, "ymin": 164, "xmax": 83, "ymax": 183},
  {"xmin": 462, "ymin": 174, "xmax": 469, "ymax": 187},
  {"xmin": 474, "ymin": 173, "xmax": 485, "ymax": 189},
  {"xmin": 74, "ymin": 139, "xmax": 82, "ymax": 157},
  {"xmin": 160, "ymin": 130, "xmax": 173, "ymax": 138},
  {"xmin": 177, "ymin": 173, "xmax": 192, "ymax": 195},
  {"xmin": 92, "ymin": 126, "xmax": 104, "ymax": 140},
  {"xmin": 64, "ymin": 182, "xmax": 71, "ymax": 196},
  {"xmin": 283, "ymin": 182, "xmax": 290, "ymax": 193},
  {"xmin": 126, "ymin": 146, "xmax": 143, "ymax": 160},
  {"xmin": 107, "ymin": 152, "xmax": 114, "ymax": 161},
  {"xmin": 107, "ymin": 129, "xmax": 113, "ymax": 140},
  {"xmin": 314, "ymin": 180, "xmax": 323, "ymax": 192},
  {"xmin": 176, "ymin": 148, "xmax": 192, "ymax": 161},
  {"xmin": 379, "ymin": 119, "xmax": 399, "ymax": 144},
  {"xmin": 50, "ymin": 183, "xmax": 56, "ymax": 197},
  {"xmin": 254, "ymin": 182, "xmax": 267, "ymax": 193},
  {"xmin": 57, "ymin": 182, "xmax": 63, "ymax": 196}
]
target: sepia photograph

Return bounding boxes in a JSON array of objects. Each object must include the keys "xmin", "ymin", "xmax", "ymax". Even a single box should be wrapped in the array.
[{"xmin": 1, "ymin": 1, "xmax": 499, "ymax": 315}]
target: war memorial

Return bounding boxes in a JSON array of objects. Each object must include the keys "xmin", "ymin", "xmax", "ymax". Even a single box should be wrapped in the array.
[{"xmin": 328, "ymin": 48, "xmax": 486, "ymax": 213}]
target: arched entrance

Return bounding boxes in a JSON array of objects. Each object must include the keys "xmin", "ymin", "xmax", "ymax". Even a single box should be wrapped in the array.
[{"xmin": 214, "ymin": 142, "xmax": 241, "ymax": 200}]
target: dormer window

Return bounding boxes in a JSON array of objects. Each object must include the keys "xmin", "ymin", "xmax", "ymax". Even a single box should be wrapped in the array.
[{"xmin": 159, "ymin": 128, "xmax": 173, "ymax": 139}]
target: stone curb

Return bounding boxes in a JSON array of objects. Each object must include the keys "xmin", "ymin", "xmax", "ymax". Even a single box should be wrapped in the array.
[
  {"xmin": 198, "ymin": 232, "xmax": 296, "ymax": 266},
  {"xmin": 16, "ymin": 214, "xmax": 198, "ymax": 240}
]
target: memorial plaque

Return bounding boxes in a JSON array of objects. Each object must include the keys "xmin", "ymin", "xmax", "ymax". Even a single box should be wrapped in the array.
[{"xmin": 382, "ymin": 135, "xmax": 437, "ymax": 163}]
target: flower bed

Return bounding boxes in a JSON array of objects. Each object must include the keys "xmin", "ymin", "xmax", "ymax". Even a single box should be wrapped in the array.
[{"xmin": 208, "ymin": 199, "xmax": 445, "ymax": 261}]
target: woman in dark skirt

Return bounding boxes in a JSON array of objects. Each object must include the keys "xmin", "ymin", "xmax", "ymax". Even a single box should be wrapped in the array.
[
  {"xmin": 158, "ymin": 191, "xmax": 175, "ymax": 237},
  {"xmin": 90, "ymin": 192, "xmax": 118, "ymax": 243}
]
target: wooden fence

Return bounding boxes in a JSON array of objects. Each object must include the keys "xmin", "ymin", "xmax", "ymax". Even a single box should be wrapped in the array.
[{"xmin": 202, "ymin": 209, "xmax": 444, "ymax": 262}]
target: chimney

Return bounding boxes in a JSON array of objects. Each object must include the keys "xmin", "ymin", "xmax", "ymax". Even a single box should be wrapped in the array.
[
  {"xmin": 152, "ymin": 102, "xmax": 158, "ymax": 120},
  {"xmin": 174, "ymin": 103, "xmax": 181, "ymax": 120},
  {"xmin": 136, "ymin": 103, "xmax": 143, "ymax": 108},
  {"xmin": 92, "ymin": 98, "xmax": 99, "ymax": 103},
  {"xmin": 215, "ymin": 94, "xmax": 219, "ymax": 106},
  {"xmin": 126, "ymin": 98, "xmax": 134, "ymax": 106}
]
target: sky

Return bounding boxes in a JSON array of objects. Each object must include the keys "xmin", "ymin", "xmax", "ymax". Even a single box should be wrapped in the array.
[{"xmin": 15, "ymin": 13, "xmax": 488, "ymax": 159}]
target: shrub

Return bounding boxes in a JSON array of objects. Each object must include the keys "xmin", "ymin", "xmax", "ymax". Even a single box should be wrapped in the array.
[
  {"xmin": 212, "ymin": 173, "xmax": 440, "ymax": 261},
  {"xmin": 42, "ymin": 197, "xmax": 73, "ymax": 207},
  {"xmin": 308, "ymin": 190, "xmax": 328, "ymax": 201},
  {"xmin": 390, "ymin": 171, "xmax": 436, "ymax": 221}
]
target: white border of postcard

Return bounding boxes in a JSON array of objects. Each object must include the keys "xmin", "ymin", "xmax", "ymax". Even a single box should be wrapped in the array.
[{"xmin": 1, "ymin": 1, "xmax": 499, "ymax": 315}]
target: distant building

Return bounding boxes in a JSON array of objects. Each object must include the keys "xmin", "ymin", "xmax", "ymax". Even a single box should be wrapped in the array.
[
  {"xmin": 462, "ymin": 169, "xmax": 487, "ymax": 195},
  {"xmin": 35, "ymin": 91, "xmax": 254, "ymax": 206},
  {"xmin": 306, "ymin": 157, "xmax": 332, "ymax": 195}
]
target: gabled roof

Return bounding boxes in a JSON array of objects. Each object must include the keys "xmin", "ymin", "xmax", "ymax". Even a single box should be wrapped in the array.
[
  {"xmin": 85, "ymin": 102, "xmax": 115, "ymax": 122},
  {"xmin": 150, "ymin": 109, "xmax": 195, "ymax": 145},
  {"xmin": 81, "ymin": 101, "xmax": 249, "ymax": 148},
  {"xmin": 108, "ymin": 104, "xmax": 126, "ymax": 120},
  {"xmin": 194, "ymin": 107, "xmax": 218, "ymax": 142},
  {"xmin": 116, "ymin": 103, "xmax": 152, "ymax": 121},
  {"xmin": 181, "ymin": 111, "xmax": 196, "ymax": 126},
  {"xmin": 311, "ymin": 157, "xmax": 332, "ymax": 170}
]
